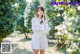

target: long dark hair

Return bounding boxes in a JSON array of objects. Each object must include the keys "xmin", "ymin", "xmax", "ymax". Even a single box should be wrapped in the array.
[{"xmin": 36, "ymin": 6, "xmax": 46, "ymax": 24}]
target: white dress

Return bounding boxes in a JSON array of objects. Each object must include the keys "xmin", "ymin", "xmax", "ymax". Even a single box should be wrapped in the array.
[{"xmin": 31, "ymin": 17, "xmax": 51, "ymax": 50}]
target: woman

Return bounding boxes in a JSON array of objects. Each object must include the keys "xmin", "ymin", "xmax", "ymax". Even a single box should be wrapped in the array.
[{"xmin": 31, "ymin": 6, "xmax": 51, "ymax": 54}]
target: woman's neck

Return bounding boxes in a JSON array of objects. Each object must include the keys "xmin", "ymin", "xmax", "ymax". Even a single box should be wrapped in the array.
[{"xmin": 38, "ymin": 15, "xmax": 42, "ymax": 19}]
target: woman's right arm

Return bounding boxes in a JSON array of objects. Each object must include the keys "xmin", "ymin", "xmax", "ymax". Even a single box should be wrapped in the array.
[{"xmin": 32, "ymin": 18, "xmax": 43, "ymax": 32}]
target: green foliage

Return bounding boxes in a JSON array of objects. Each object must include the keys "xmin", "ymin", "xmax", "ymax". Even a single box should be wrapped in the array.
[
  {"xmin": 14, "ymin": 0, "xmax": 27, "ymax": 30},
  {"xmin": 44, "ymin": 0, "xmax": 64, "ymax": 37},
  {"xmin": 45, "ymin": 0, "xmax": 80, "ymax": 54},
  {"xmin": 0, "ymin": 0, "xmax": 27, "ymax": 42},
  {"xmin": 54, "ymin": 5, "xmax": 80, "ymax": 54},
  {"xmin": 0, "ymin": 0, "xmax": 17, "ymax": 42}
]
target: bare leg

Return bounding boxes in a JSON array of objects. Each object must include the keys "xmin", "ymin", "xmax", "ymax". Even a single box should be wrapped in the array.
[
  {"xmin": 40, "ymin": 49, "xmax": 45, "ymax": 54},
  {"xmin": 33, "ymin": 49, "xmax": 39, "ymax": 54}
]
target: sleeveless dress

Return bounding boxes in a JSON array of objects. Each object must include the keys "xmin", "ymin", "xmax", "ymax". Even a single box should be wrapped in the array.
[{"xmin": 31, "ymin": 17, "xmax": 51, "ymax": 50}]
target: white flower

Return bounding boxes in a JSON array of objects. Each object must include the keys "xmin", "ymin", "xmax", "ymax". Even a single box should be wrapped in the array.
[
  {"xmin": 67, "ymin": 23, "xmax": 72, "ymax": 26},
  {"xmin": 57, "ymin": 13, "xmax": 60, "ymax": 17},
  {"xmin": 68, "ymin": 33, "xmax": 73, "ymax": 39},
  {"xmin": 71, "ymin": 43, "xmax": 78, "ymax": 49},
  {"xmin": 68, "ymin": 4, "xmax": 70, "ymax": 7},
  {"xmin": 66, "ymin": 48, "xmax": 72, "ymax": 52},
  {"xmin": 55, "ymin": 26, "xmax": 59, "ymax": 29},
  {"xmin": 24, "ymin": 20, "xmax": 27, "ymax": 27},
  {"xmin": 77, "ymin": 6, "xmax": 80, "ymax": 11},
  {"xmin": 62, "ymin": 24, "xmax": 66, "ymax": 29},
  {"xmin": 53, "ymin": 5, "xmax": 57, "ymax": 7},
  {"xmin": 53, "ymin": 5, "xmax": 58, "ymax": 10},
  {"xmin": 70, "ymin": 8, "xmax": 73, "ymax": 11},
  {"xmin": 78, "ymin": 38, "xmax": 80, "ymax": 41},
  {"xmin": 64, "ymin": 16, "xmax": 67, "ymax": 19},
  {"xmin": 54, "ymin": 8, "xmax": 57, "ymax": 11},
  {"xmin": 14, "ymin": 3, "xmax": 19, "ymax": 7},
  {"xmin": 60, "ymin": 8, "xmax": 64, "ymax": 10},
  {"xmin": 55, "ymin": 31, "xmax": 62, "ymax": 35},
  {"xmin": 26, "ymin": 0, "xmax": 32, "ymax": 3},
  {"xmin": 64, "ymin": 30, "xmax": 68, "ymax": 34}
]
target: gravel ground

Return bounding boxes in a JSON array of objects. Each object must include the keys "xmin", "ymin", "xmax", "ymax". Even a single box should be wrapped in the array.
[{"xmin": 0, "ymin": 31, "xmax": 64, "ymax": 54}]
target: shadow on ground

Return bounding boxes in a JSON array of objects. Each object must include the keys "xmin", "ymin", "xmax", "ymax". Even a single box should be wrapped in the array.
[
  {"xmin": 19, "ymin": 37, "xmax": 31, "ymax": 42},
  {"xmin": 12, "ymin": 48, "xmax": 33, "ymax": 54}
]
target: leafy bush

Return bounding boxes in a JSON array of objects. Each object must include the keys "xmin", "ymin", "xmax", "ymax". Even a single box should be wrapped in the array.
[{"xmin": 0, "ymin": 0, "xmax": 17, "ymax": 43}]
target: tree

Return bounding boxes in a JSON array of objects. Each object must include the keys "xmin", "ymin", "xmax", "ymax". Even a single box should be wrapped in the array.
[
  {"xmin": 44, "ymin": 0, "xmax": 64, "ymax": 38},
  {"xmin": 0, "ymin": 0, "xmax": 17, "ymax": 43}
]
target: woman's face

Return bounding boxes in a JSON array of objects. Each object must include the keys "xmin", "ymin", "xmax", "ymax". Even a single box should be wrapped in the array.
[{"xmin": 38, "ymin": 8, "xmax": 44, "ymax": 17}]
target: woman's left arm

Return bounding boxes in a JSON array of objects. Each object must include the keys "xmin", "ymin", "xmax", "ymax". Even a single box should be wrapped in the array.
[{"xmin": 42, "ymin": 19, "xmax": 51, "ymax": 33}]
